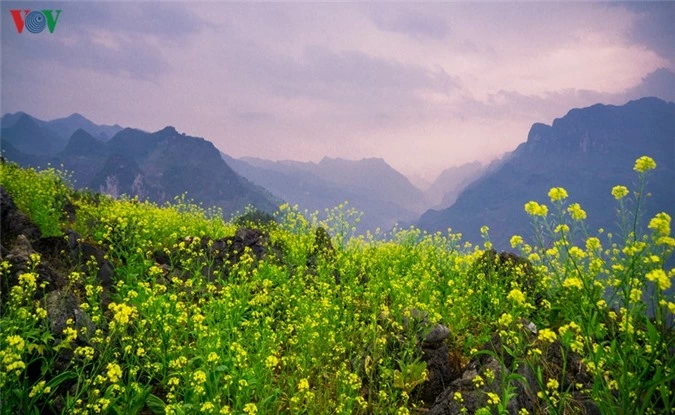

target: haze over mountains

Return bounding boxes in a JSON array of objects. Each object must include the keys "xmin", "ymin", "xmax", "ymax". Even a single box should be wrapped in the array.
[
  {"xmin": 1, "ymin": 97, "xmax": 673, "ymax": 248},
  {"xmin": 222, "ymin": 155, "xmax": 428, "ymax": 231}
]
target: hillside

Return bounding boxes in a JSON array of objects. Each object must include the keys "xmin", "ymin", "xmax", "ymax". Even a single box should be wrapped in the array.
[
  {"xmin": 1, "ymin": 161, "xmax": 673, "ymax": 414},
  {"xmin": 418, "ymin": 97, "xmax": 675, "ymax": 248}
]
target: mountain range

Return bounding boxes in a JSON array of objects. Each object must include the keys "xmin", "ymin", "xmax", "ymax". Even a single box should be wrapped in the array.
[
  {"xmin": 222, "ymin": 155, "xmax": 428, "ymax": 231},
  {"xmin": 1, "ymin": 114, "xmax": 278, "ymax": 217},
  {"xmin": 2, "ymin": 97, "xmax": 673, "ymax": 247},
  {"xmin": 417, "ymin": 97, "xmax": 675, "ymax": 248}
]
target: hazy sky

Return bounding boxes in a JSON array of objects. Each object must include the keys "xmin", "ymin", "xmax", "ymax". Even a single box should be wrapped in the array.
[{"xmin": 2, "ymin": 1, "xmax": 674, "ymax": 180}]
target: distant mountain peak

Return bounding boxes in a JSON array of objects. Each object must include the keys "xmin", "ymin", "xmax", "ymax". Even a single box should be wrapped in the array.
[
  {"xmin": 62, "ymin": 129, "xmax": 107, "ymax": 157},
  {"xmin": 70, "ymin": 128, "xmax": 95, "ymax": 140},
  {"xmin": 65, "ymin": 113, "xmax": 87, "ymax": 121},
  {"xmin": 157, "ymin": 126, "xmax": 178, "ymax": 135},
  {"xmin": 13, "ymin": 113, "xmax": 41, "ymax": 130}
]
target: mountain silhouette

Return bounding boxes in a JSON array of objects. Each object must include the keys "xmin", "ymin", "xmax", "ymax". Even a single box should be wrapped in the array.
[
  {"xmin": 1, "ymin": 119, "xmax": 279, "ymax": 217},
  {"xmin": 417, "ymin": 97, "xmax": 675, "ymax": 248}
]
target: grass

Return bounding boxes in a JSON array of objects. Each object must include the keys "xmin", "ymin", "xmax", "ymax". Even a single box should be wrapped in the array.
[{"xmin": 0, "ymin": 156, "xmax": 673, "ymax": 415}]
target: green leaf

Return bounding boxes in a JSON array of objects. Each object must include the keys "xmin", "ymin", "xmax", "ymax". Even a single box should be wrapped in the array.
[
  {"xmin": 45, "ymin": 371, "xmax": 78, "ymax": 390},
  {"xmin": 146, "ymin": 394, "xmax": 166, "ymax": 414}
]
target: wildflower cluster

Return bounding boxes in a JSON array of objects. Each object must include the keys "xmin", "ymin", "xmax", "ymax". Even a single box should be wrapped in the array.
[{"xmin": 0, "ymin": 156, "xmax": 672, "ymax": 414}]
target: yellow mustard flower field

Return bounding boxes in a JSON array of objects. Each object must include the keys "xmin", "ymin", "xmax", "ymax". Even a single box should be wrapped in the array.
[{"xmin": 0, "ymin": 156, "xmax": 673, "ymax": 415}]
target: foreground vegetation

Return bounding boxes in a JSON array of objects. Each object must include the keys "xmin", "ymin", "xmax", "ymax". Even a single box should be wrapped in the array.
[{"xmin": 0, "ymin": 156, "xmax": 673, "ymax": 414}]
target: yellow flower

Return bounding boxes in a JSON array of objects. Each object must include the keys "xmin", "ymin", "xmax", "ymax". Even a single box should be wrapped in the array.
[
  {"xmin": 586, "ymin": 237, "xmax": 601, "ymax": 251},
  {"xmin": 75, "ymin": 346, "xmax": 95, "ymax": 361},
  {"xmin": 646, "ymin": 269, "xmax": 671, "ymax": 291},
  {"xmin": 18, "ymin": 272, "xmax": 37, "ymax": 290},
  {"xmin": 538, "ymin": 328, "xmax": 557, "ymax": 343},
  {"xmin": 243, "ymin": 403, "xmax": 257, "ymax": 415},
  {"xmin": 568, "ymin": 246, "xmax": 586, "ymax": 259},
  {"xmin": 633, "ymin": 156, "xmax": 656, "ymax": 173},
  {"xmin": 611, "ymin": 185, "xmax": 629, "ymax": 200},
  {"xmin": 507, "ymin": 288, "xmax": 526, "ymax": 305},
  {"xmin": 63, "ymin": 327, "xmax": 78, "ymax": 343},
  {"xmin": 108, "ymin": 302, "xmax": 136, "ymax": 327},
  {"xmin": 498, "ymin": 313, "xmax": 513, "ymax": 327},
  {"xmin": 563, "ymin": 277, "xmax": 583, "ymax": 290},
  {"xmin": 548, "ymin": 187, "xmax": 568, "ymax": 202},
  {"xmin": 29, "ymin": 380, "xmax": 48, "ymax": 398},
  {"xmin": 667, "ymin": 302, "xmax": 675, "ymax": 314},
  {"xmin": 298, "ymin": 378, "xmax": 310, "ymax": 391},
  {"xmin": 648, "ymin": 212, "xmax": 671, "ymax": 237},
  {"xmin": 554, "ymin": 224, "xmax": 569, "ymax": 234},
  {"xmin": 510, "ymin": 235, "xmax": 523, "ymax": 248},
  {"xmin": 265, "ymin": 355, "xmax": 278, "ymax": 369},
  {"xmin": 524, "ymin": 201, "xmax": 548, "ymax": 217},
  {"xmin": 200, "ymin": 402, "xmax": 215, "ymax": 413},
  {"xmin": 472, "ymin": 374, "xmax": 485, "ymax": 388},
  {"xmin": 193, "ymin": 370, "xmax": 207, "ymax": 384},
  {"xmin": 567, "ymin": 203, "xmax": 586, "ymax": 221},
  {"xmin": 657, "ymin": 236, "xmax": 675, "ymax": 247},
  {"xmin": 7, "ymin": 335, "xmax": 25, "ymax": 352},
  {"xmin": 106, "ymin": 363, "xmax": 123, "ymax": 383},
  {"xmin": 546, "ymin": 378, "xmax": 559, "ymax": 390},
  {"xmin": 486, "ymin": 392, "xmax": 501, "ymax": 405}
]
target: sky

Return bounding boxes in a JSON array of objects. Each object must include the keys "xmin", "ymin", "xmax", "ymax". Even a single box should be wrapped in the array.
[{"xmin": 2, "ymin": 1, "xmax": 674, "ymax": 181}]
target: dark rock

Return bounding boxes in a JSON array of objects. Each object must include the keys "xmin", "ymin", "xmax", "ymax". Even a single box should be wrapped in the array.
[
  {"xmin": 399, "ymin": 315, "xmax": 459, "ymax": 405},
  {"xmin": 182, "ymin": 228, "xmax": 275, "ymax": 281},
  {"xmin": 62, "ymin": 198, "xmax": 76, "ymax": 223},
  {"xmin": 418, "ymin": 341, "xmax": 460, "ymax": 404},
  {"xmin": 233, "ymin": 227, "xmax": 268, "ymax": 259},
  {"xmin": 33, "ymin": 229, "xmax": 115, "ymax": 290},
  {"xmin": 424, "ymin": 324, "xmax": 450, "ymax": 345},
  {"xmin": 0, "ymin": 186, "xmax": 41, "ymax": 244},
  {"xmin": 234, "ymin": 209, "xmax": 276, "ymax": 227},
  {"xmin": 307, "ymin": 227, "xmax": 340, "ymax": 284},
  {"xmin": 474, "ymin": 250, "xmax": 537, "ymax": 292},
  {"xmin": 427, "ymin": 334, "xmax": 599, "ymax": 415},
  {"xmin": 2, "ymin": 235, "xmax": 65, "ymax": 301},
  {"xmin": 45, "ymin": 290, "xmax": 94, "ymax": 341},
  {"xmin": 97, "ymin": 261, "xmax": 114, "ymax": 287},
  {"xmin": 428, "ymin": 356, "xmax": 504, "ymax": 415}
]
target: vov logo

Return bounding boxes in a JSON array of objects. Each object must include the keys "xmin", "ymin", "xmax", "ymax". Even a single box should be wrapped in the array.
[{"xmin": 9, "ymin": 9, "xmax": 62, "ymax": 34}]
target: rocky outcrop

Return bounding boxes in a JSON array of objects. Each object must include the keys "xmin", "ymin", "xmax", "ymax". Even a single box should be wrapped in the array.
[
  {"xmin": 427, "ymin": 333, "xmax": 599, "ymax": 415},
  {"xmin": 307, "ymin": 227, "xmax": 340, "ymax": 284},
  {"xmin": 153, "ymin": 227, "xmax": 278, "ymax": 282},
  {"xmin": 418, "ymin": 323, "xmax": 458, "ymax": 404},
  {"xmin": 0, "ymin": 185, "xmax": 114, "ymax": 329},
  {"xmin": 0, "ymin": 186, "xmax": 41, "ymax": 245}
]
